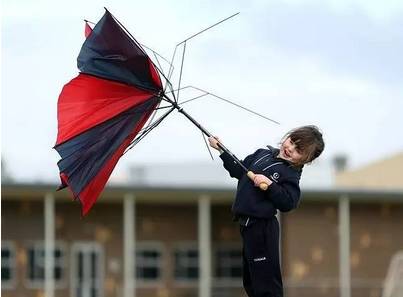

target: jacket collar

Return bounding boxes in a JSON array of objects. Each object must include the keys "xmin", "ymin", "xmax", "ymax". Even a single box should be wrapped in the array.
[{"xmin": 266, "ymin": 145, "xmax": 303, "ymax": 172}]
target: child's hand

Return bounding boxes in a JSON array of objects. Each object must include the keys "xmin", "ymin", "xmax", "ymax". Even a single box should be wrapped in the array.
[
  {"xmin": 208, "ymin": 136, "xmax": 223, "ymax": 152},
  {"xmin": 253, "ymin": 174, "xmax": 272, "ymax": 187}
]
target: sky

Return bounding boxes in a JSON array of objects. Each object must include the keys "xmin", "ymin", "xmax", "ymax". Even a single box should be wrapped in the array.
[{"xmin": 1, "ymin": 0, "xmax": 403, "ymax": 183}]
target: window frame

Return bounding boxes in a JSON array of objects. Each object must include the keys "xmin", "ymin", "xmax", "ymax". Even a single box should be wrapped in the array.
[
  {"xmin": 70, "ymin": 241, "xmax": 104, "ymax": 297},
  {"xmin": 24, "ymin": 241, "xmax": 67, "ymax": 289},
  {"xmin": 172, "ymin": 242, "xmax": 199, "ymax": 286},
  {"xmin": 1, "ymin": 241, "xmax": 16, "ymax": 289},
  {"xmin": 135, "ymin": 241, "xmax": 164, "ymax": 287},
  {"xmin": 214, "ymin": 243, "xmax": 243, "ymax": 286}
]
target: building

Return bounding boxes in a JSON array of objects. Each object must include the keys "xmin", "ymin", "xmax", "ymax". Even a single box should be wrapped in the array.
[
  {"xmin": 2, "ymin": 181, "xmax": 403, "ymax": 297},
  {"xmin": 2, "ymin": 152, "xmax": 403, "ymax": 297},
  {"xmin": 336, "ymin": 152, "xmax": 403, "ymax": 190},
  {"xmin": 127, "ymin": 158, "xmax": 335, "ymax": 189}
]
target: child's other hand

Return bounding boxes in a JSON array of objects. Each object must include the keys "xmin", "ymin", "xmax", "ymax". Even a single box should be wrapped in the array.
[
  {"xmin": 253, "ymin": 174, "xmax": 272, "ymax": 187},
  {"xmin": 208, "ymin": 136, "xmax": 222, "ymax": 151}
]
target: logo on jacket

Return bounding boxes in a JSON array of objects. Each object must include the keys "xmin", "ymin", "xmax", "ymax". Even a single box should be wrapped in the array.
[{"xmin": 270, "ymin": 172, "xmax": 280, "ymax": 182}]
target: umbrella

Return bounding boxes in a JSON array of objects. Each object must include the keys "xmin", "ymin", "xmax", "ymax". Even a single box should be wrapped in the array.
[{"xmin": 54, "ymin": 8, "xmax": 276, "ymax": 215}]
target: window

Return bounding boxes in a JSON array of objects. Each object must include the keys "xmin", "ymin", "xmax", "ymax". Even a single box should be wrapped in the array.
[
  {"xmin": 26, "ymin": 242, "xmax": 65, "ymax": 287},
  {"xmin": 215, "ymin": 246, "xmax": 242, "ymax": 281},
  {"xmin": 174, "ymin": 245, "xmax": 199, "ymax": 281},
  {"xmin": 71, "ymin": 242, "xmax": 103, "ymax": 297},
  {"xmin": 1, "ymin": 241, "xmax": 16, "ymax": 289},
  {"xmin": 136, "ymin": 243, "xmax": 163, "ymax": 282}
]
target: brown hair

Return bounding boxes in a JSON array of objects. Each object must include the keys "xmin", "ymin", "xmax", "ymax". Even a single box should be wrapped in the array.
[{"xmin": 282, "ymin": 125, "xmax": 325, "ymax": 166}]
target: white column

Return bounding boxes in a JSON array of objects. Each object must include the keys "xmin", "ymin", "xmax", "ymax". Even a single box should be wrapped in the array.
[
  {"xmin": 44, "ymin": 192, "xmax": 55, "ymax": 297},
  {"xmin": 276, "ymin": 212, "xmax": 282, "ymax": 265},
  {"xmin": 339, "ymin": 195, "xmax": 351, "ymax": 297},
  {"xmin": 123, "ymin": 194, "xmax": 136, "ymax": 297},
  {"xmin": 198, "ymin": 195, "xmax": 212, "ymax": 297}
]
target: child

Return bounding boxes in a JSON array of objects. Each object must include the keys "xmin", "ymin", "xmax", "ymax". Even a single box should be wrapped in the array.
[{"xmin": 208, "ymin": 125, "xmax": 324, "ymax": 297}]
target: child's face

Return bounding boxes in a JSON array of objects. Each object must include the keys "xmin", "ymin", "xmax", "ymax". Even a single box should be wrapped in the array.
[{"xmin": 279, "ymin": 137, "xmax": 304, "ymax": 165}]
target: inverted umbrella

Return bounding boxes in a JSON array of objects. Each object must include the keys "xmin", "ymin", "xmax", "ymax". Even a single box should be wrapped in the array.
[{"xmin": 54, "ymin": 9, "xmax": 277, "ymax": 215}]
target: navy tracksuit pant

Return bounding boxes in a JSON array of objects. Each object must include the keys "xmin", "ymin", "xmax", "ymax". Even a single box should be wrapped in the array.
[{"xmin": 240, "ymin": 216, "xmax": 283, "ymax": 297}]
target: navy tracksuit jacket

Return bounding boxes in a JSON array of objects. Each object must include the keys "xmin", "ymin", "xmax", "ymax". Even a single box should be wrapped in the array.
[{"xmin": 220, "ymin": 146, "xmax": 302, "ymax": 297}]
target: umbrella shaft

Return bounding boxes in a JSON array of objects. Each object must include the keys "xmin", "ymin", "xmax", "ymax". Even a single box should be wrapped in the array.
[{"xmin": 171, "ymin": 102, "xmax": 248, "ymax": 172}]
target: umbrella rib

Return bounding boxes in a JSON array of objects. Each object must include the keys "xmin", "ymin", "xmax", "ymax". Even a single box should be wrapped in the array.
[
  {"xmin": 178, "ymin": 93, "xmax": 210, "ymax": 105},
  {"xmin": 201, "ymin": 131, "xmax": 214, "ymax": 160},
  {"xmin": 137, "ymin": 98, "xmax": 173, "ymax": 133},
  {"xmin": 185, "ymin": 86, "xmax": 280, "ymax": 125},
  {"xmin": 177, "ymin": 12, "xmax": 239, "ymax": 46},
  {"xmin": 167, "ymin": 12, "xmax": 239, "ymax": 100},
  {"xmin": 107, "ymin": 8, "xmax": 148, "ymax": 57},
  {"xmin": 107, "ymin": 9, "xmax": 175, "ymax": 96},
  {"xmin": 140, "ymin": 43, "xmax": 175, "ymax": 91},
  {"xmin": 176, "ymin": 42, "xmax": 187, "ymax": 103},
  {"xmin": 167, "ymin": 45, "xmax": 178, "ymax": 82},
  {"xmin": 153, "ymin": 52, "xmax": 165, "ymax": 78},
  {"xmin": 123, "ymin": 106, "xmax": 176, "ymax": 154},
  {"xmin": 164, "ymin": 85, "xmax": 279, "ymax": 124},
  {"xmin": 126, "ymin": 107, "xmax": 175, "ymax": 150},
  {"xmin": 83, "ymin": 19, "xmax": 96, "ymax": 25},
  {"xmin": 141, "ymin": 43, "xmax": 174, "ymax": 67}
]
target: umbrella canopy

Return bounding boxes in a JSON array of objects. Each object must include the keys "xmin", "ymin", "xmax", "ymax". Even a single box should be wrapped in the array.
[
  {"xmin": 54, "ymin": 10, "xmax": 162, "ymax": 215},
  {"xmin": 55, "ymin": 9, "xmax": 275, "ymax": 216}
]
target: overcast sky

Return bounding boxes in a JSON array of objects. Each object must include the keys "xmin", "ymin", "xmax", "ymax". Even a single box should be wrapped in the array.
[{"xmin": 1, "ymin": 0, "xmax": 403, "ymax": 183}]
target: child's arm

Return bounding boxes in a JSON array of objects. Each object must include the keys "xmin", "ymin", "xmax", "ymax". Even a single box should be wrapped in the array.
[
  {"xmin": 209, "ymin": 136, "xmax": 260, "ymax": 180},
  {"xmin": 208, "ymin": 137, "xmax": 242, "ymax": 177},
  {"xmin": 252, "ymin": 174, "xmax": 272, "ymax": 187},
  {"xmin": 253, "ymin": 173, "xmax": 301, "ymax": 212},
  {"xmin": 219, "ymin": 152, "xmax": 245, "ymax": 179},
  {"xmin": 267, "ymin": 173, "xmax": 301, "ymax": 212},
  {"xmin": 208, "ymin": 137, "xmax": 224, "ymax": 154}
]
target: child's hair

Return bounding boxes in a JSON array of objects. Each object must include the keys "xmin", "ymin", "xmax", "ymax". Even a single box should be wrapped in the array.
[{"xmin": 283, "ymin": 125, "xmax": 325, "ymax": 165}]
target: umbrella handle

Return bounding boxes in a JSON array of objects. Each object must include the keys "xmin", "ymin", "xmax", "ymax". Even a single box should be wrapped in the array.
[{"xmin": 247, "ymin": 171, "xmax": 269, "ymax": 191}]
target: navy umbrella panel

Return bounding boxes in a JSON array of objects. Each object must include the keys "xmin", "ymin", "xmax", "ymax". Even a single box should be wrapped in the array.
[
  {"xmin": 55, "ymin": 10, "xmax": 162, "ymax": 215},
  {"xmin": 78, "ymin": 10, "xmax": 162, "ymax": 91}
]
